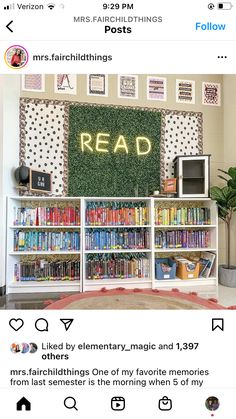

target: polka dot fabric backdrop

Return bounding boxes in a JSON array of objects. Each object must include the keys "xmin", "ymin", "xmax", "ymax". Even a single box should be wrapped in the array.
[
  {"xmin": 20, "ymin": 99, "xmax": 203, "ymax": 196},
  {"xmin": 162, "ymin": 111, "xmax": 203, "ymax": 179},
  {"xmin": 20, "ymin": 99, "xmax": 66, "ymax": 195}
]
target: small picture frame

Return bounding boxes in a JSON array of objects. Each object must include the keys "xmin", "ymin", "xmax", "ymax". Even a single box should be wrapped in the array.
[
  {"xmin": 163, "ymin": 178, "xmax": 177, "ymax": 193},
  {"xmin": 176, "ymin": 79, "xmax": 195, "ymax": 104},
  {"xmin": 147, "ymin": 76, "xmax": 167, "ymax": 101},
  {"xmin": 29, "ymin": 169, "xmax": 52, "ymax": 193},
  {"xmin": 87, "ymin": 74, "xmax": 108, "ymax": 96},
  {"xmin": 118, "ymin": 75, "xmax": 138, "ymax": 99},
  {"xmin": 202, "ymin": 82, "xmax": 221, "ymax": 106},
  {"xmin": 22, "ymin": 75, "xmax": 45, "ymax": 92},
  {"xmin": 54, "ymin": 74, "xmax": 77, "ymax": 95}
]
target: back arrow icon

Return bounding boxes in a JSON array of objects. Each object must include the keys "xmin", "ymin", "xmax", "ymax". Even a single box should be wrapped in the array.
[{"xmin": 6, "ymin": 20, "xmax": 13, "ymax": 32}]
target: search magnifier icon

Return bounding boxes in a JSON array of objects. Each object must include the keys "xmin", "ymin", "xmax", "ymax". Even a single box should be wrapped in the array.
[{"xmin": 64, "ymin": 396, "xmax": 78, "ymax": 411}]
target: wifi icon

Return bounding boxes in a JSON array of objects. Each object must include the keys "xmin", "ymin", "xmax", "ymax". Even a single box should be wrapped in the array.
[{"xmin": 47, "ymin": 3, "xmax": 55, "ymax": 9}]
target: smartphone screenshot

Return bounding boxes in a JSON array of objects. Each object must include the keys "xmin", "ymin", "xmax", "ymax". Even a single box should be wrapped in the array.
[{"xmin": 0, "ymin": 0, "xmax": 236, "ymax": 417}]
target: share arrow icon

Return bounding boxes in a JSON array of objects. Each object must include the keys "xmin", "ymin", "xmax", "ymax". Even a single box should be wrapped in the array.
[{"xmin": 60, "ymin": 318, "xmax": 74, "ymax": 331}]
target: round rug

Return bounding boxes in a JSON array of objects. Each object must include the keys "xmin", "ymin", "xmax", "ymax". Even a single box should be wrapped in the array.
[{"xmin": 44, "ymin": 289, "xmax": 225, "ymax": 310}]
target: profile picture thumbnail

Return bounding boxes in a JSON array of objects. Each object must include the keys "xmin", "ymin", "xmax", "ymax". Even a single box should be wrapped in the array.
[
  {"xmin": 19, "ymin": 343, "xmax": 29, "ymax": 354},
  {"xmin": 205, "ymin": 396, "xmax": 220, "ymax": 411},
  {"xmin": 4, "ymin": 45, "xmax": 29, "ymax": 69},
  {"xmin": 10, "ymin": 343, "xmax": 20, "ymax": 353},
  {"xmin": 29, "ymin": 343, "xmax": 38, "ymax": 354}
]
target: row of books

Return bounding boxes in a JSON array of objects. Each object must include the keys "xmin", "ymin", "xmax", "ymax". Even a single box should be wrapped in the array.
[
  {"xmin": 13, "ymin": 252, "xmax": 216, "ymax": 282},
  {"xmin": 155, "ymin": 230, "xmax": 210, "ymax": 249},
  {"xmin": 13, "ymin": 207, "xmax": 81, "ymax": 226},
  {"xmin": 13, "ymin": 231, "xmax": 80, "ymax": 252},
  {"xmin": 155, "ymin": 207, "xmax": 211, "ymax": 226},
  {"xmin": 85, "ymin": 229, "xmax": 150, "ymax": 250},
  {"xmin": 86, "ymin": 202, "xmax": 149, "ymax": 226},
  {"xmin": 14, "ymin": 260, "xmax": 80, "ymax": 281},
  {"xmin": 86, "ymin": 254, "xmax": 150, "ymax": 280}
]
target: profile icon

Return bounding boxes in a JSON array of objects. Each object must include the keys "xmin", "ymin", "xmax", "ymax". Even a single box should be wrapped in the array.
[
  {"xmin": 20, "ymin": 343, "xmax": 29, "ymax": 354},
  {"xmin": 10, "ymin": 343, "xmax": 21, "ymax": 353},
  {"xmin": 205, "ymin": 396, "xmax": 220, "ymax": 411},
  {"xmin": 4, "ymin": 45, "xmax": 29, "ymax": 69},
  {"xmin": 29, "ymin": 343, "xmax": 38, "ymax": 354}
]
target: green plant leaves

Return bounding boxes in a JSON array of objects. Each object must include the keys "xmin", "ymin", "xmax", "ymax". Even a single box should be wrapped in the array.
[
  {"xmin": 228, "ymin": 195, "xmax": 236, "ymax": 208},
  {"xmin": 210, "ymin": 185, "xmax": 236, "ymax": 221},
  {"xmin": 210, "ymin": 186, "xmax": 225, "ymax": 201},
  {"xmin": 228, "ymin": 179, "xmax": 236, "ymax": 189},
  {"xmin": 228, "ymin": 167, "xmax": 236, "ymax": 180}
]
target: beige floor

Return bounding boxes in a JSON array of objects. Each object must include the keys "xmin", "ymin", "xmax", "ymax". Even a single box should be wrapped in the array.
[
  {"xmin": 218, "ymin": 284, "xmax": 236, "ymax": 306},
  {"xmin": 1, "ymin": 285, "xmax": 236, "ymax": 309}
]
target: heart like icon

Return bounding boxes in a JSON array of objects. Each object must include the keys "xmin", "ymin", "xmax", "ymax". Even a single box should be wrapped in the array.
[{"xmin": 9, "ymin": 318, "xmax": 24, "ymax": 331}]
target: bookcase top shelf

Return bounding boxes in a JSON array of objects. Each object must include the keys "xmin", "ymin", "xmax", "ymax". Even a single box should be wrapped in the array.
[
  {"xmin": 85, "ymin": 225, "xmax": 151, "ymax": 229},
  {"xmin": 9, "ymin": 196, "xmax": 82, "ymax": 201},
  {"xmin": 9, "ymin": 225, "xmax": 81, "ymax": 229},
  {"xmin": 154, "ymin": 225, "xmax": 216, "ymax": 228},
  {"xmin": 9, "ymin": 196, "xmax": 213, "ymax": 202}
]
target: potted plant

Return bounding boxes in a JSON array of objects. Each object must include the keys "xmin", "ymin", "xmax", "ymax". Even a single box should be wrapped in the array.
[{"xmin": 210, "ymin": 167, "xmax": 236, "ymax": 286}]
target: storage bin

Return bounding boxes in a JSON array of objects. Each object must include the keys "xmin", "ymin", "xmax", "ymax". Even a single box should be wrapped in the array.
[
  {"xmin": 155, "ymin": 258, "xmax": 177, "ymax": 280},
  {"xmin": 175, "ymin": 256, "xmax": 200, "ymax": 279}
]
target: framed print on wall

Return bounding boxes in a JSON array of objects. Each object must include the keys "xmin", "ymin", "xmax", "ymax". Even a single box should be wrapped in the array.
[
  {"xmin": 147, "ymin": 76, "xmax": 167, "ymax": 101},
  {"xmin": 202, "ymin": 82, "xmax": 221, "ymax": 106},
  {"xmin": 176, "ymin": 79, "xmax": 195, "ymax": 104},
  {"xmin": 54, "ymin": 74, "xmax": 77, "ymax": 95},
  {"xmin": 118, "ymin": 75, "xmax": 138, "ymax": 99},
  {"xmin": 87, "ymin": 74, "xmax": 108, "ymax": 96},
  {"xmin": 21, "ymin": 74, "xmax": 45, "ymax": 92}
]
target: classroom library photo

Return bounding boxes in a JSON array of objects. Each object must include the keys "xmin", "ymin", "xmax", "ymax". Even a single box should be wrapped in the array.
[{"xmin": 0, "ymin": 73, "xmax": 236, "ymax": 310}]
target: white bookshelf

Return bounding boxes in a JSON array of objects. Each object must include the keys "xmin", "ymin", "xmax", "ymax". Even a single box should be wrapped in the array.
[
  {"xmin": 82, "ymin": 197, "xmax": 153, "ymax": 291},
  {"xmin": 152, "ymin": 198, "xmax": 218, "ymax": 297},
  {"xmin": 6, "ymin": 196, "xmax": 218, "ymax": 297},
  {"xmin": 6, "ymin": 197, "xmax": 82, "ymax": 294}
]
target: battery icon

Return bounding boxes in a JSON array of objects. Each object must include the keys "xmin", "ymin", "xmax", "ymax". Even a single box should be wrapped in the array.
[{"xmin": 217, "ymin": 2, "xmax": 233, "ymax": 8}]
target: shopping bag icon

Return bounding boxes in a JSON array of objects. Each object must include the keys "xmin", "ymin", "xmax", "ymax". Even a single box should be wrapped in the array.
[{"xmin": 158, "ymin": 396, "xmax": 172, "ymax": 411}]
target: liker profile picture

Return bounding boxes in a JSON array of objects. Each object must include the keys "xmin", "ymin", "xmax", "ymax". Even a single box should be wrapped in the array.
[{"xmin": 4, "ymin": 45, "xmax": 29, "ymax": 69}]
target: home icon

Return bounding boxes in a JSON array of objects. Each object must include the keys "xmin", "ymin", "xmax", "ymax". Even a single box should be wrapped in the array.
[{"xmin": 16, "ymin": 397, "xmax": 31, "ymax": 411}]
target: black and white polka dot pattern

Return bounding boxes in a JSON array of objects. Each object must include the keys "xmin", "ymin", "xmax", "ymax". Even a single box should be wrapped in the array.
[
  {"xmin": 163, "ymin": 114, "xmax": 201, "ymax": 177},
  {"xmin": 23, "ymin": 102, "xmax": 65, "ymax": 195}
]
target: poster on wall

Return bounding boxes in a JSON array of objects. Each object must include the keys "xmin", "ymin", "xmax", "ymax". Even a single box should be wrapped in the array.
[
  {"xmin": 176, "ymin": 79, "xmax": 195, "ymax": 104},
  {"xmin": 22, "ymin": 75, "xmax": 45, "ymax": 92},
  {"xmin": 202, "ymin": 82, "xmax": 221, "ymax": 106},
  {"xmin": 54, "ymin": 74, "xmax": 77, "ymax": 95},
  {"xmin": 147, "ymin": 76, "xmax": 167, "ymax": 101},
  {"xmin": 87, "ymin": 74, "xmax": 108, "ymax": 96},
  {"xmin": 118, "ymin": 75, "xmax": 138, "ymax": 99}
]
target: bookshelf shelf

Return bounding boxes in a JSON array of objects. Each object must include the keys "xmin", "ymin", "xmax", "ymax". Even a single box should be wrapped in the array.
[
  {"xmin": 9, "ymin": 251, "xmax": 81, "ymax": 255},
  {"xmin": 85, "ymin": 249, "xmax": 152, "ymax": 254},
  {"xmin": 9, "ymin": 280, "xmax": 80, "ymax": 287},
  {"xmin": 85, "ymin": 225, "xmax": 151, "ymax": 229},
  {"xmin": 6, "ymin": 196, "xmax": 218, "ymax": 297},
  {"xmin": 154, "ymin": 225, "xmax": 216, "ymax": 229},
  {"xmin": 9, "ymin": 226, "xmax": 81, "ymax": 229},
  {"xmin": 154, "ymin": 248, "xmax": 217, "ymax": 253},
  {"xmin": 84, "ymin": 278, "xmax": 152, "ymax": 291}
]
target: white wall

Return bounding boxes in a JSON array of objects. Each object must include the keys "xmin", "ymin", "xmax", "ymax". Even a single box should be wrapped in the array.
[
  {"xmin": 0, "ymin": 76, "xmax": 20, "ymax": 289},
  {"xmin": 223, "ymin": 75, "xmax": 236, "ymax": 266}
]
